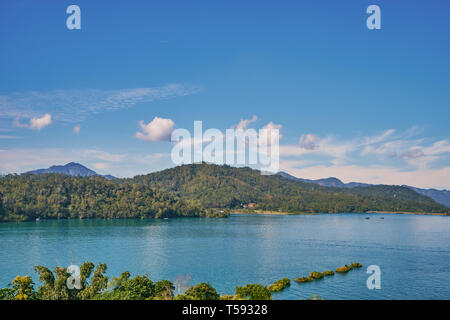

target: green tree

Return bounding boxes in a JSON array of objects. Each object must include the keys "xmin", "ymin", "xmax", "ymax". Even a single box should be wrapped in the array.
[
  {"xmin": 181, "ymin": 283, "xmax": 220, "ymax": 300},
  {"xmin": 1, "ymin": 275, "xmax": 36, "ymax": 300},
  {"xmin": 154, "ymin": 280, "xmax": 175, "ymax": 300},
  {"xmin": 33, "ymin": 262, "xmax": 108, "ymax": 300},
  {"xmin": 96, "ymin": 273, "xmax": 155, "ymax": 300},
  {"xmin": 235, "ymin": 284, "xmax": 272, "ymax": 300}
]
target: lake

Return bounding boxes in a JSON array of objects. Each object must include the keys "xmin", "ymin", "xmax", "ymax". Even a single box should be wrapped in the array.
[{"xmin": 1, "ymin": 213, "xmax": 449, "ymax": 299}]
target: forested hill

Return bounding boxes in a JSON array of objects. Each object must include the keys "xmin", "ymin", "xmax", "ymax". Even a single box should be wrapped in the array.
[
  {"xmin": 127, "ymin": 163, "xmax": 449, "ymax": 214},
  {"xmin": 0, "ymin": 174, "xmax": 210, "ymax": 222},
  {"xmin": 1, "ymin": 163, "xmax": 448, "ymax": 222}
]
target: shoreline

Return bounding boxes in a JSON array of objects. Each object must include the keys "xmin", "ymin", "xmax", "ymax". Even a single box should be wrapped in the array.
[
  {"xmin": 365, "ymin": 211, "xmax": 448, "ymax": 216},
  {"xmin": 230, "ymin": 210, "xmax": 313, "ymax": 216},
  {"xmin": 231, "ymin": 211, "xmax": 449, "ymax": 216}
]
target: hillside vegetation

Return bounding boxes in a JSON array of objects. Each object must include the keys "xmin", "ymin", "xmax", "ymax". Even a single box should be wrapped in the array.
[
  {"xmin": 0, "ymin": 174, "xmax": 209, "ymax": 222},
  {"xmin": 1, "ymin": 163, "xmax": 448, "ymax": 222},
  {"xmin": 127, "ymin": 163, "xmax": 449, "ymax": 214}
]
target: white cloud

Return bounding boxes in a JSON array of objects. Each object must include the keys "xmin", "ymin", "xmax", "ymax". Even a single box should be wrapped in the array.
[
  {"xmin": 0, "ymin": 84, "xmax": 202, "ymax": 123},
  {"xmin": 423, "ymin": 140, "xmax": 450, "ymax": 155},
  {"xmin": 231, "ymin": 117, "xmax": 282, "ymax": 140},
  {"xmin": 279, "ymin": 128, "xmax": 450, "ymax": 189},
  {"xmin": 73, "ymin": 124, "xmax": 81, "ymax": 134},
  {"xmin": 29, "ymin": 114, "xmax": 52, "ymax": 130},
  {"xmin": 74, "ymin": 149, "xmax": 126, "ymax": 162},
  {"xmin": 0, "ymin": 148, "xmax": 75, "ymax": 172},
  {"xmin": 13, "ymin": 114, "xmax": 52, "ymax": 130},
  {"xmin": 298, "ymin": 134, "xmax": 320, "ymax": 150},
  {"xmin": 363, "ymin": 129, "xmax": 395, "ymax": 145},
  {"xmin": 134, "ymin": 153, "xmax": 169, "ymax": 164},
  {"xmin": 91, "ymin": 162, "xmax": 112, "ymax": 171},
  {"xmin": 12, "ymin": 117, "xmax": 29, "ymax": 128},
  {"xmin": 400, "ymin": 148, "xmax": 424, "ymax": 159},
  {"xmin": 234, "ymin": 115, "xmax": 258, "ymax": 130},
  {"xmin": 280, "ymin": 135, "xmax": 354, "ymax": 160},
  {"xmin": 135, "ymin": 117, "xmax": 175, "ymax": 142},
  {"xmin": 282, "ymin": 129, "xmax": 421, "ymax": 161},
  {"xmin": 262, "ymin": 122, "xmax": 283, "ymax": 140}
]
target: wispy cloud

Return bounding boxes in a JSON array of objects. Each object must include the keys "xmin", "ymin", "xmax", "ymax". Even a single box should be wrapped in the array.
[
  {"xmin": 279, "ymin": 127, "xmax": 450, "ymax": 189},
  {"xmin": 0, "ymin": 135, "xmax": 22, "ymax": 139},
  {"xmin": 233, "ymin": 115, "xmax": 258, "ymax": 130},
  {"xmin": 73, "ymin": 124, "xmax": 81, "ymax": 134},
  {"xmin": 0, "ymin": 84, "xmax": 202, "ymax": 123},
  {"xmin": 280, "ymin": 163, "xmax": 450, "ymax": 189},
  {"xmin": 74, "ymin": 149, "xmax": 127, "ymax": 163},
  {"xmin": 13, "ymin": 113, "xmax": 52, "ymax": 130}
]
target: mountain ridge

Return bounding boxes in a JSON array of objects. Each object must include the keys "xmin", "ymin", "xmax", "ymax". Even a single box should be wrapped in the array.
[
  {"xmin": 18, "ymin": 162, "xmax": 449, "ymax": 212},
  {"xmin": 126, "ymin": 163, "xmax": 448, "ymax": 214},
  {"xmin": 25, "ymin": 162, "xmax": 116, "ymax": 180},
  {"xmin": 278, "ymin": 171, "xmax": 450, "ymax": 208}
]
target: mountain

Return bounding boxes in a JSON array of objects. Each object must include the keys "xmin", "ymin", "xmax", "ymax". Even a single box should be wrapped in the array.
[
  {"xmin": 278, "ymin": 172, "xmax": 449, "ymax": 208},
  {"xmin": 406, "ymin": 186, "xmax": 450, "ymax": 208},
  {"xmin": 103, "ymin": 174, "xmax": 117, "ymax": 180},
  {"xmin": 278, "ymin": 172, "xmax": 370, "ymax": 188},
  {"xmin": 126, "ymin": 163, "xmax": 448, "ymax": 214},
  {"xmin": 1, "ymin": 163, "xmax": 448, "ymax": 222},
  {"xmin": 25, "ymin": 162, "xmax": 116, "ymax": 180}
]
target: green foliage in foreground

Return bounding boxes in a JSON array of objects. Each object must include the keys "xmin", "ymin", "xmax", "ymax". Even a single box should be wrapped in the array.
[
  {"xmin": 295, "ymin": 263, "xmax": 362, "ymax": 283},
  {"xmin": 0, "ymin": 275, "xmax": 36, "ymax": 300},
  {"xmin": 335, "ymin": 262, "xmax": 362, "ymax": 274},
  {"xmin": 0, "ymin": 260, "xmax": 366, "ymax": 300},
  {"xmin": 267, "ymin": 278, "xmax": 291, "ymax": 292},
  {"xmin": 323, "ymin": 270, "xmax": 335, "ymax": 276},
  {"xmin": 175, "ymin": 283, "xmax": 220, "ymax": 300},
  {"xmin": 235, "ymin": 284, "xmax": 272, "ymax": 300},
  {"xmin": 0, "ymin": 173, "xmax": 227, "ymax": 222},
  {"xmin": 309, "ymin": 271, "xmax": 324, "ymax": 280},
  {"xmin": 294, "ymin": 276, "xmax": 314, "ymax": 283},
  {"xmin": 0, "ymin": 262, "xmax": 272, "ymax": 300},
  {"xmin": 350, "ymin": 262, "xmax": 363, "ymax": 269}
]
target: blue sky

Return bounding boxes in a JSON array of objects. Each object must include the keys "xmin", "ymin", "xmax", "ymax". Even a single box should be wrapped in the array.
[{"xmin": 0, "ymin": 0, "xmax": 449, "ymax": 189}]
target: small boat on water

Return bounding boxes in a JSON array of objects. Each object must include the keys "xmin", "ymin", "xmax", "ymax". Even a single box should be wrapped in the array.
[
  {"xmin": 36, "ymin": 217, "xmax": 40, "ymax": 222},
  {"xmin": 365, "ymin": 217, "xmax": 370, "ymax": 220}
]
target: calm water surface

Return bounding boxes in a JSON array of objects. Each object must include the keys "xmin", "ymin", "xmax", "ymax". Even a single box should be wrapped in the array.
[{"xmin": 1, "ymin": 213, "xmax": 449, "ymax": 299}]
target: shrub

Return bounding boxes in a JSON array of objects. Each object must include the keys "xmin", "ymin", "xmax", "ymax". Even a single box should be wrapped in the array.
[
  {"xmin": 294, "ymin": 276, "xmax": 313, "ymax": 283},
  {"xmin": 309, "ymin": 271, "xmax": 324, "ymax": 280},
  {"xmin": 235, "ymin": 284, "xmax": 272, "ymax": 300},
  {"xmin": 267, "ymin": 278, "xmax": 290, "ymax": 292},
  {"xmin": 350, "ymin": 263, "xmax": 362, "ymax": 269},
  {"xmin": 184, "ymin": 283, "xmax": 220, "ymax": 300},
  {"xmin": 220, "ymin": 294, "xmax": 245, "ymax": 300},
  {"xmin": 336, "ymin": 265, "xmax": 351, "ymax": 273},
  {"xmin": 153, "ymin": 280, "xmax": 175, "ymax": 300}
]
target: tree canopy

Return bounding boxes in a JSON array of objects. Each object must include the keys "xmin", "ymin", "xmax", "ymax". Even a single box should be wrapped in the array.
[{"xmin": 1, "ymin": 163, "xmax": 447, "ymax": 223}]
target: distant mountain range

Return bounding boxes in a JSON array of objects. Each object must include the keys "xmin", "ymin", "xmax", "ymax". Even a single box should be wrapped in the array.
[
  {"xmin": 25, "ymin": 162, "xmax": 116, "ymax": 180},
  {"xmin": 278, "ymin": 172, "xmax": 450, "ymax": 208}
]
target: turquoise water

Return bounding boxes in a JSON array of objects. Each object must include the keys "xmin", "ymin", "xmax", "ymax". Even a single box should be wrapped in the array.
[{"xmin": 1, "ymin": 213, "xmax": 449, "ymax": 300}]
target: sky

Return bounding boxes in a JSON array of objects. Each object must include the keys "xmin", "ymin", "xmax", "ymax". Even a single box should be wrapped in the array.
[{"xmin": 0, "ymin": 0, "xmax": 449, "ymax": 189}]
